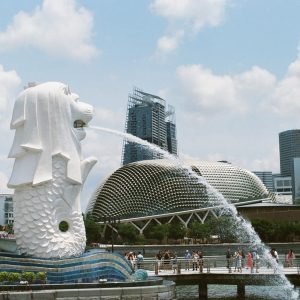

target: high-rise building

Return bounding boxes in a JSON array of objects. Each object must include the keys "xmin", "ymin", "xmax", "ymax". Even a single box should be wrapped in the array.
[
  {"xmin": 253, "ymin": 171, "xmax": 274, "ymax": 192},
  {"xmin": 279, "ymin": 129, "xmax": 300, "ymax": 177},
  {"xmin": 292, "ymin": 158, "xmax": 300, "ymax": 204},
  {"xmin": 0, "ymin": 194, "xmax": 14, "ymax": 225},
  {"xmin": 122, "ymin": 87, "xmax": 177, "ymax": 165}
]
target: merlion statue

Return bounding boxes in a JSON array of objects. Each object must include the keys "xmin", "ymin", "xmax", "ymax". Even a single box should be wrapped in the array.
[{"xmin": 7, "ymin": 82, "xmax": 97, "ymax": 258}]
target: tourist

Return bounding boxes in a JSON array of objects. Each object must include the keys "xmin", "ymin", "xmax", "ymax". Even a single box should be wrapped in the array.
[
  {"xmin": 251, "ymin": 250, "xmax": 257, "ymax": 273},
  {"xmin": 155, "ymin": 251, "xmax": 162, "ymax": 272},
  {"xmin": 132, "ymin": 252, "xmax": 137, "ymax": 269},
  {"xmin": 171, "ymin": 254, "xmax": 178, "ymax": 273},
  {"xmin": 233, "ymin": 250, "xmax": 239, "ymax": 272},
  {"xmin": 246, "ymin": 251, "xmax": 253, "ymax": 270},
  {"xmin": 163, "ymin": 250, "xmax": 171, "ymax": 271},
  {"xmin": 254, "ymin": 252, "xmax": 260, "ymax": 273},
  {"xmin": 192, "ymin": 251, "xmax": 199, "ymax": 271},
  {"xmin": 226, "ymin": 248, "xmax": 232, "ymax": 269},
  {"xmin": 184, "ymin": 250, "xmax": 191, "ymax": 271},
  {"xmin": 137, "ymin": 251, "xmax": 144, "ymax": 269},
  {"xmin": 127, "ymin": 252, "xmax": 136, "ymax": 269},
  {"xmin": 241, "ymin": 249, "xmax": 246, "ymax": 269},
  {"xmin": 236, "ymin": 251, "xmax": 242, "ymax": 273},
  {"xmin": 285, "ymin": 251, "xmax": 290, "ymax": 267},
  {"xmin": 287, "ymin": 249, "xmax": 295, "ymax": 267},
  {"xmin": 198, "ymin": 251, "xmax": 204, "ymax": 272},
  {"xmin": 270, "ymin": 248, "xmax": 279, "ymax": 263}
]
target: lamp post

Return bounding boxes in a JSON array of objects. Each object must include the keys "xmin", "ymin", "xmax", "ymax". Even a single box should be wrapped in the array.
[{"xmin": 103, "ymin": 216, "xmax": 120, "ymax": 253}]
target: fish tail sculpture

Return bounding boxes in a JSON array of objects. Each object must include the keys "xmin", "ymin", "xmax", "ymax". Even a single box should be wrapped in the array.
[{"xmin": 8, "ymin": 82, "xmax": 97, "ymax": 259}]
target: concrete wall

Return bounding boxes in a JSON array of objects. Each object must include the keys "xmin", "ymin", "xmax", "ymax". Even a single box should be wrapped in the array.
[
  {"xmin": 237, "ymin": 205, "xmax": 300, "ymax": 222},
  {"xmin": 0, "ymin": 282, "xmax": 176, "ymax": 300}
]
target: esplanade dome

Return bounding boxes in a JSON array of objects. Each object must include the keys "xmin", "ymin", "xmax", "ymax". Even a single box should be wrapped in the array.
[{"xmin": 86, "ymin": 160, "xmax": 271, "ymax": 220}]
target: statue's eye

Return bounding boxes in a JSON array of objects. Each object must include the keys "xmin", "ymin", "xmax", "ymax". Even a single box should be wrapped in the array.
[{"xmin": 63, "ymin": 86, "xmax": 71, "ymax": 95}]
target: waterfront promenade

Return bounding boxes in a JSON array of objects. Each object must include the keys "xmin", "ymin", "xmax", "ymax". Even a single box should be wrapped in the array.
[{"xmin": 144, "ymin": 259, "xmax": 300, "ymax": 299}]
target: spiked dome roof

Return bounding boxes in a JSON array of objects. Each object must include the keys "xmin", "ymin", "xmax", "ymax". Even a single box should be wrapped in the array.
[{"xmin": 86, "ymin": 160, "xmax": 271, "ymax": 220}]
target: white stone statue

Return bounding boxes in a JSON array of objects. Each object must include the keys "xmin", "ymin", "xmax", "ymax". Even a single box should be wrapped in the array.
[{"xmin": 7, "ymin": 82, "xmax": 97, "ymax": 258}]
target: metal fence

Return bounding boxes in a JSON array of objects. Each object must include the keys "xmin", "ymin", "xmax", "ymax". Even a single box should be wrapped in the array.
[{"xmin": 130, "ymin": 256, "xmax": 300, "ymax": 275}]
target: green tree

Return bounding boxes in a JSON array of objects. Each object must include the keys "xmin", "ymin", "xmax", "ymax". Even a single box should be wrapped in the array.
[
  {"xmin": 251, "ymin": 219, "xmax": 275, "ymax": 242},
  {"xmin": 145, "ymin": 224, "xmax": 170, "ymax": 243},
  {"xmin": 117, "ymin": 223, "xmax": 139, "ymax": 244},
  {"xmin": 206, "ymin": 216, "xmax": 237, "ymax": 243},
  {"xmin": 84, "ymin": 214, "xmax": 102, "ymax": 244},
  {"xmin": 188, "ymin": 222, "xmax": 210, "ymax": 242},
  {"xmin": 168, "ymin": 223, "xmax": 187, "ymax": 240}
]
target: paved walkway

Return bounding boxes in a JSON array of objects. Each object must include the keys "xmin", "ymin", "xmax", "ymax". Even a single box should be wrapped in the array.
[{"xmin": 147, "ymin": 266, "xmax": 299, "ymax": 276}]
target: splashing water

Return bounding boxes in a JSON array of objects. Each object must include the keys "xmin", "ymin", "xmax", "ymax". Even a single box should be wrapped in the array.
[{"xmin": 88, "ymin": 125, "xmax": 299, "ymax": 299}]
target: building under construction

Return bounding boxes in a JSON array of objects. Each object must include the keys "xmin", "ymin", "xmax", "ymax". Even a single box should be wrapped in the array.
[{"xmin": 122, "ymin": 87, "xmax": 177, "ymax": 165}]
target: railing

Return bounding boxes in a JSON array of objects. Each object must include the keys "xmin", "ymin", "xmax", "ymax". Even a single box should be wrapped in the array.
[{"xmin": 128, "ymin": 256, "xmax": 300, "ymax": 275}]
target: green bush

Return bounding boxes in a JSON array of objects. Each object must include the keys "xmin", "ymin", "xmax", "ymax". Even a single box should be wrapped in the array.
[
  {"xmin": 21, "ymin": 272, "xmax": 36, "ymax": 283},
  {"xmin": 0, "ymin": 272, "xmax": 9, "ymax": 282},
  {"xmin": 7, "ymin": 272, "xmax": 21, "ymax": 282},
  {"xmin": 36, "ymin": 272, "xmax": 47, "ymax": 283}
]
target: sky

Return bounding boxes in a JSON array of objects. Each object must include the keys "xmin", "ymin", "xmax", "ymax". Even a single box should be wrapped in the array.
[{"xmin": 1, "ymin": 0, "xmax": 300, "ymax": 210}]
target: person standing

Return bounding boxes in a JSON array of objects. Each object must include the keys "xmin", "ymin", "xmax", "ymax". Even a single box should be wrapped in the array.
[
  {"xmin": 247, "ymin": 251, "xmax": 253, "ymax": 271},
  {"xmin": 287, "ymin": 249, "xmax": 295, "ymax": 267},
  {"xmin": 192, "ymin": 251, "xmax": 199, "ymax": 271},
  {"xmin": 184, "ymin": 250, "xmax": 191, "ymax": 271},
  {"xmin": 155, "ymin": 251, "xmax": 162, "ymax": 272},
  {"xmin": 236, "ymin": 251, "xmax": 242, "ymax": 273},
  {"xmin": 137, "ymin": 251, "xmax": 144, "ymax": 269},
  {"xmin": 226, "ymin": 248, "xmax": 232, "ymax": 269}
]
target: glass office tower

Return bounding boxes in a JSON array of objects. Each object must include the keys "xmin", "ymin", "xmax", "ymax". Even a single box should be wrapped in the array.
[
  {"xmin": 122, "ymin": 87, "xmax": 177, "ymax": 165},
  {"xmin": 279, "ymin": 129, "xmax": 300, "ymax": 177}
]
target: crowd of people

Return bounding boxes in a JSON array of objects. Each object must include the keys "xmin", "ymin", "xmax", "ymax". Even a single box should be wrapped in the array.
[
  {"xmin": 124, "ymin": 247, "xmax": 296, "ymax": 272},
  {"xmin": 125, "ymin": 251, "xmax": 145, "ymax": 269},
  {"xmin": 226, "ymin": 247, "xmax": 260, "ymax": 273}
]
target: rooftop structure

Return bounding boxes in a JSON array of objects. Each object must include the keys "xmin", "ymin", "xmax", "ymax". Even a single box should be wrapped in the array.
[{"xmin": 86, "ymin": 160, "xmax": 272, "ymax": 221}]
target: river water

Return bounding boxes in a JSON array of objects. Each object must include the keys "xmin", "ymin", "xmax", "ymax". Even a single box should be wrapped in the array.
[{"xmin": 176, "ymin": 285, "xmax": 300, "ymax": 299}]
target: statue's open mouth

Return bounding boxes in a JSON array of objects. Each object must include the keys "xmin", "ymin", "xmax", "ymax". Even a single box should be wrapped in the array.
[{"xmin": 74, "ymin": 120, "xmax": 86, "ymax": 128}]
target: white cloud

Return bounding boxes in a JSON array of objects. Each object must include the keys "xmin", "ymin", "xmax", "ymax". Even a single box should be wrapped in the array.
[
  {"xmin": 176, "ymin": 64, "xmax": 277, "ymax": 115},
  {"xmin": 150, "ymin": 0, "xmax": 230, "ymax": 54},
  {"xmin": 0, "ymin": 171, "xmax": 12, "ymax": 194},
  {"xmin": 150, "ymin": 0, "xmax": 228, "ymax": 29},
  {"xmin": 269, "ymin": 59, "xmax": 300, "ymax": 115},
  {"xmin": 92, "ymin": 107, "xmax": 124, "ymax": 129},
  {"xmin": 156, "ymin": 30, "xmax": 184, "ymax": 54},
  {"xmin": 0, "ymin": 66, "xmax": 21, "ymax": 193},
  {"xmin": 0, "ymin": 0, "xmax": 98, "ymax": 62},
  {"xmin": 0, "ymin": 65, "xmax": 21, "ymax": 123}
]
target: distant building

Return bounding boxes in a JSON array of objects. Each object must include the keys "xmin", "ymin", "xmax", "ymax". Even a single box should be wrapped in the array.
[
  {"xmin": 0, "ymin": 194, "xmax": 14, "ymax": 225},
  {"xmin": 292, "ymin": 158, "xmax": 300, "ymax": 204},
  {"xmin": 279, "ymin": 129, "xmax": 300, "ymax": 177},
  {"xmin": 273, "ymin": 174, "xmax": 292, "ymax": 196},
  {"xmin": 253, "ymin": 171, "xmax": 274, "ymax": 192},
  {"xmin": 122, "ymin": 87, "xmax": 177, "ymax": 165},
  {"xmin": 278, "ymin": 129, "xmax": 300, "ymax": 204}
]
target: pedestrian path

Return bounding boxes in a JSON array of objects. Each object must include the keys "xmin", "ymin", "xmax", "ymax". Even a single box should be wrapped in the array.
[{"xmin": 147, "ymin": 266, "xmax": 299, "ymax": 276}]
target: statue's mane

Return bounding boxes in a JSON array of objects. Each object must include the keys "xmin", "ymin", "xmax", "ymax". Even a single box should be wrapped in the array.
[{"xmin": 8, "ymin": 82, "xmax": 82, "ymax": 188}]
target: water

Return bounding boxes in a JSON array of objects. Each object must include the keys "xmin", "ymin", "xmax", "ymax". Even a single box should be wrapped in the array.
[
  {"xmin": 177, "ymin": 285, "xmax": 300, "ymax": 299},
  {"xmin": 88, "ymin": 125, "xmax": 299, "ymax": 299}
]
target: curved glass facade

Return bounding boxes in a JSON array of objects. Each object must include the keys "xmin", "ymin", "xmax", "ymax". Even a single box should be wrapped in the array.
[{"xmin": 86, "ymin": 160, "xmax": 270, "ymax": 220}]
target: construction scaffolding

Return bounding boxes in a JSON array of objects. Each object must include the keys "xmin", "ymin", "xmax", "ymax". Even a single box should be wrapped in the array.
[{"xmin": 121, "ymin": 87, "xmax": 177, "ymax": 166}]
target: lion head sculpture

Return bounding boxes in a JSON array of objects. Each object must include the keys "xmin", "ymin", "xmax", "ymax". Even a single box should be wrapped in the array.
[{"xmin": 8, "ymin": 82, "xmax": 94, "ymax": 188}]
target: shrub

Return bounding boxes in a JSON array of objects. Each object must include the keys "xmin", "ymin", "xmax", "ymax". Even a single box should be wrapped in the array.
[
  {"xmin": 0, "ymin": 272, "xmax": 9, "ymax": 282},
  {"xmin": 21, "ymin": 272, "xmax": 36, "ymax": 283},
  {"xmin": 7, "ymin": 272, "xmax": 21, "ymax": 282},
  {"xmin": 36, "ymin": 272, "xmax": 47, "ymax": 283}
]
